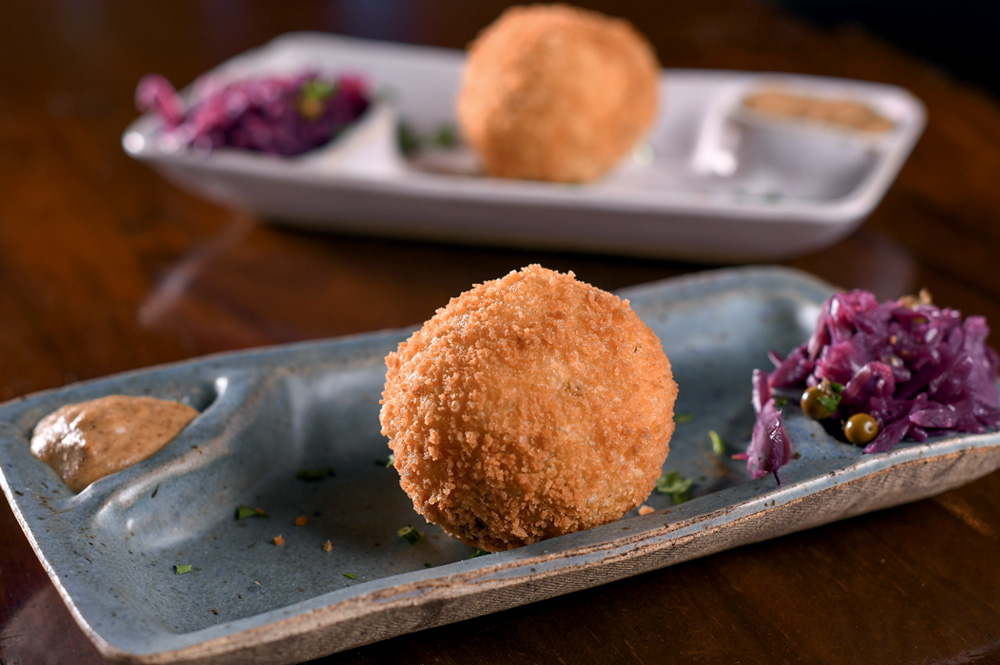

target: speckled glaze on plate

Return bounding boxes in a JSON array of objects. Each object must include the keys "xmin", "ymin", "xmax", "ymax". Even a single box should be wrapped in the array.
[{"xmin": 2, "ymin": 266, "xmax": 999, "ymax": 665}]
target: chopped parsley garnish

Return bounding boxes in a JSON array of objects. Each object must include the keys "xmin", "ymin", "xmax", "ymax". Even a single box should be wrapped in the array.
[
  {"xmin": 709, "ymin": 430, "xmax": 725, "ymax": 456},
  {"xmin": 235, "ymin": 506, "xmax": 269, "ymax": 520},
  {"xmin": 428, "ymin": 125, "xmax": 457, "ymax": 148},
  {"xmin": 385, "ymin": 453, "xmax": 396, "ymax": 468},
  {"xmin": 397, "ymin": 122, "xmax": 422, "ymax": 155},
  {"xmin": 343, "ymin": 572, "xmax": 357, "ymax": 580},
  {"xmin": 471, "ymin": 548, "xmax": 490, "ymax": 558},
  {"xmin": 675, "ymin": 411, "xmax": 694, "ymax": 424},
  {"xmin": 655, "ymin": 471, "xmax": 693, "ymax": 504},
  {"xmin": 174, "ymin": 564, "xmax": 193, "ymax": 575},
  {"xmin": 817, "ymin": 381, "xmax": 846, "ymax": 412},
  {"xmin": 296, "ymin": 467, "xmax": 335, "ymax": 481},
  {"xmin": 397, "ymin": 525, "xmax": 424, "ymax": 544},
  {"xmin": 302, "ymin": 79, "xmax": 336, "ymax": 101},
  {"xmin": 817, "ymin": 393, "xmax": 842, "ymax": 412},
  {"xmin": 396, "ymin": 122, "xmax": 458, "ymax": 155},
  {"xmin": 298, "ymin": 79, "xmax": 337, "ymax": 119}
]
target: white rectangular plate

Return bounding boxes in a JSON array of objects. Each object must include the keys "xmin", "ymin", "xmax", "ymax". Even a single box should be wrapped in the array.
[{"xmin": 122, "ymin": 33, "xmax": 925, "ymax": 262}]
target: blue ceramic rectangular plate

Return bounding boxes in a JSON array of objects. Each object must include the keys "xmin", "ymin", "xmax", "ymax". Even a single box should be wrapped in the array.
[{"xmin": 2, "ymin": 266, "xmax": 998, "ymax": 665}]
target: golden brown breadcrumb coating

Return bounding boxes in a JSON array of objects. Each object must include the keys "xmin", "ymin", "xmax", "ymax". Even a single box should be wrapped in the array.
[
  {"xmin": 379, "ymin": 265, "xmax": 677, "ymax": 551},
  {"xmin": 457, "ymin": 4, "xmax": 660, "ymax": 183}
]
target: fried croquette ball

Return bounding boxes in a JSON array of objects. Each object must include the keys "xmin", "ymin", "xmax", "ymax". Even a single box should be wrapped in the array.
[
  {"xmin": 379, "ymin": 265, "xmax": 677, "ymax": 551},
  {"xmin": 457, "ymin": 5, "xmax": 660, "ymax": 183}
]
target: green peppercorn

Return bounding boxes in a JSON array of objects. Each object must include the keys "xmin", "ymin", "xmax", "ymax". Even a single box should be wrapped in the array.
[
  {"xmin": 844, "ymin": 413, "xmax": 879, "ymax": 445},
  {"xmin": 800, "ymin": 383, "xmax": 840, "ymax": 420}
]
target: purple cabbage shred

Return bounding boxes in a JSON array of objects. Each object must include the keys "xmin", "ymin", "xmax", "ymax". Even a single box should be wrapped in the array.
[
  {"xmin": 135, "ymin": 70, "xmax": 370, "ymax": 156},
  {"xmin": 734, "ymin": 369, "xmax": 793, "ymax": 483},
  {"xmin": 740, "ymin": 290, "xmax": 1000, "ymax": 481}
]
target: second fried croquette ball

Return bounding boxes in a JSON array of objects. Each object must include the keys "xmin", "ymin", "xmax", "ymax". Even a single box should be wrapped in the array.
[
  {"xmin": 457, "ymin": 5, "xmax": 660, "ymax": 183},
  {"xmin": 379, "ymin": 265, "xmax": 677, "ymax": 551}
]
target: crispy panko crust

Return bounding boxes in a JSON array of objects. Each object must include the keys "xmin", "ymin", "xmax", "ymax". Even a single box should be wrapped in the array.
[
  {"xmin": 457, "ymin": 4, "xmax": 660, "ymax": 183},
  {"xmin": 379, "ymin": 265, "xmax": 677, "ymax": 551}
]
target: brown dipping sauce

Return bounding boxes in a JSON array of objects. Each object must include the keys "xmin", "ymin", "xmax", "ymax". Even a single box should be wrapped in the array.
[
  {"xmin": 30, "ymin": 395, "xmax": 198, "ymax": 492},
  {"xmin": 742, "ymin": 90, "xmax": 894, "ymax": 133}
]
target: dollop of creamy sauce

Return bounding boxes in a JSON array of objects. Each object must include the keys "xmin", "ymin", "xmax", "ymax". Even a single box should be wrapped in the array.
[
  {"xmin": 742, "ymin": 90, "xmax": 895, "ymax": 133},
  {"xmin": 30, "ymin": 395, "xmax": 198, "ymax": 492}
]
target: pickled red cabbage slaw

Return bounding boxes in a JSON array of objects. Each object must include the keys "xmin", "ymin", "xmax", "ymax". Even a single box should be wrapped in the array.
[
  {"xmin": 135, "ymin": 71, "xmax": 370, "ymax": 156},
  {"xmin": 739, "ymin": 289, "xmax": 1000, "ymax": 482}
]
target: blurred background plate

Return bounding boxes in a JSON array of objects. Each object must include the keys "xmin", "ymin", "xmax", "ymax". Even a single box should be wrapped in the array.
[{"xmin": 122, "ymin": 32, "xmax": 925, "ymax": 262}]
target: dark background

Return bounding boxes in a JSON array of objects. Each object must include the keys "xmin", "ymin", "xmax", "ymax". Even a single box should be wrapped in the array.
[{"xmin": 777, "ymin": 0, "xmax": 1000, "ymax": 97}]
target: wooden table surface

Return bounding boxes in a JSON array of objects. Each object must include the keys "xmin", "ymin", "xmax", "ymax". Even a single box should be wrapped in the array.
[{"xmin": 3, "ymin": 1, "xmax": 1000, "ymax": 663}]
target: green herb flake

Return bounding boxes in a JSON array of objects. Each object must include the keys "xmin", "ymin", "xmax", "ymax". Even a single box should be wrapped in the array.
[
  {"xmin": 817, "ymin": 393, "xmax": 842, "ymax": 412},
  {"xmin": 174, "ymin": 564, "xmax": 193, "ymax": 575},
  {"xmin": 343, "ymin": 572, "xmax": 357, "ymax": 580},
  {"xmin": 429, "ymin": 125, "xmax": 457, "ymax": 148},
  {"xmin": 384, "ymin": 453, "xmax": 396, "ymax": 469},
  {"xmin": 298, "ymin": 79, "xmax": 338, "ymax": 120},
  {"xmin": 675, "ymin": 411, "xmax": 694, "ymax": 424},
  {"xmin": 236, "ymin": 506, "xmax": 269, "ymax": 520},
  {"xmin": 296, "ymin": 467, "xmax": 335, "ymax": 481},
  {"xmin": 655, "ymin": 471, "xmax": 693, "ymax": 504},
  {"xmin": 471, "ymin": 548, "xmax": 491, "ymax": 558},
  {"xmin": 423, "ymin": 562, "xmax": 433, "ymax": 568},
  {"xmin": 397, "ymin": 525, "xmax": 424, "ymax": 544},
  {"xmin": 396, "ymin": 123, "xmax": 421, "ymax": 155},
  {"xmin": 709, "ymin": 430, "xmax": 725, "ymax": 456},
  {"xmin": 773, "ymin": 396, "xmax": 789, "ymax": 407},
  {"xmin": 303, "ymin": 79, "xmax": 336, "ymax": 101}
]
